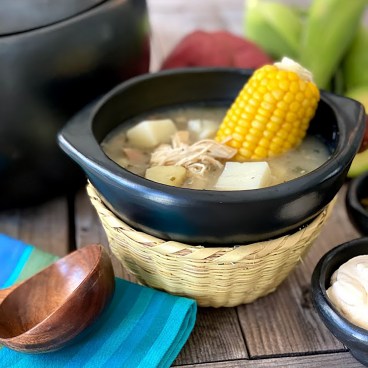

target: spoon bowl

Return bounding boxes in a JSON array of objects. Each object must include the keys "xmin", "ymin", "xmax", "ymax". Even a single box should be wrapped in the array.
[{"xmin": 0, "ymin": 244, "xmax": 115, "ymax": 353}]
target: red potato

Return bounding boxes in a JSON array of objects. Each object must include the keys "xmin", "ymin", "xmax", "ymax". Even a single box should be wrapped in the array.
[{"xmin": 160, "ymin": 30, "xmax": 273, "ymax": 70}]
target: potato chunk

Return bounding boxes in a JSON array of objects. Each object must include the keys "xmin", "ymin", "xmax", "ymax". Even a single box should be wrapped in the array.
[
  {"xmin": 126, "ymin": 119, "xmax": 177, "ymax": 148},
  {"xmin": 145, "ymin": 165, "xmax": 187, "ymax": 187},
  {"xmin": 188, "ymin": 119, "xmax": 218, "ymax": 140},
  {"xmin": 214, "ymin": 162, "xmax": 272, "ymax": 190}
]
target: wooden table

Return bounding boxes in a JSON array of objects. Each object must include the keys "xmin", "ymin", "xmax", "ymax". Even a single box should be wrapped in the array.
[{"xmin": 0, "ymin": 1, "xmax": 365, "ymax": 367}]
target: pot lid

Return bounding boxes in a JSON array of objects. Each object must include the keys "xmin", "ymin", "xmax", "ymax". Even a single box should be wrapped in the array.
[{"xmin": 0, "ymin": 0, "xmax": 106, "ymax": 35}]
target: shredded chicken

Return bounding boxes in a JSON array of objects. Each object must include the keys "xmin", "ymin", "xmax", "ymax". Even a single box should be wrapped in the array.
[{"xmin": 150, "ymin": 131, "xmax": 237, "ymax": 176}]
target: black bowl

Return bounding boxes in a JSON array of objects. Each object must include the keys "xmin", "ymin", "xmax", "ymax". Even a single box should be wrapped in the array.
[
  {"xmin": 311, "ymin": 237, "xmax": 368, "ymax": 366},
  {"xmin": 0, "ymin": 0, "xmax": 149, "ymax": 209},
  {"xmin": 0, "ymin": 0, "xmax": 104, "ymax": 35},
  {"xmin": 346, "ymin": 172, "xmax": 368, "ymax": 235},
  {"xmin": 58, "ymin": 68, "xmax": 365, "ymax": 246}
]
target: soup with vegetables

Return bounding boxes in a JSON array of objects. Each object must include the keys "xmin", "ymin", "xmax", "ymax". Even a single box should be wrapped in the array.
[{"xmin": 101, "ymin": 105, "xmax": 330, "ymax": 190}]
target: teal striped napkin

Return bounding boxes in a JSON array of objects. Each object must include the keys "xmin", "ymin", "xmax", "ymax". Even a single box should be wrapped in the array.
[{"xmin": 0, "ymin": 234, "xmax": 197, "ymax": 368}]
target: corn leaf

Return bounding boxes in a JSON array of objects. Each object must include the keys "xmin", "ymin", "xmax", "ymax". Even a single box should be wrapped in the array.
[
  {"xmin": 299, "ymin": 0, "xmax": 367, "ymax": 89},
  {"xmin": 343, "ymin": 25, "xmax": 368, "ymax": 91},
  {"xmin": 244, "ymin": 0, "xmax": 303, "ymax": 60}
]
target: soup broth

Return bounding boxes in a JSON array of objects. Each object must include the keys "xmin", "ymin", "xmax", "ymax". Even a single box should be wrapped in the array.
[{"xmin": 102, "ymin": 105, "xmax": 331, "ymax": 190}]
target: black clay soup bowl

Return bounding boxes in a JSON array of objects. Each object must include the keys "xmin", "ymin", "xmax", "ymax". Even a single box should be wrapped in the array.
[
  {"xmin": 58, "ymin": 68, "xmax": 365, "ymax": 245},
  {"xmin": 311, "ymin": 237, "xmax": 368, "ymax": 366},
  {"xmin": 346, "ymin": 171, "xmax": 368, "ymax": 235}
]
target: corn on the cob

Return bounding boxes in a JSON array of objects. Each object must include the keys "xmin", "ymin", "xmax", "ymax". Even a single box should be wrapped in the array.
[{"xmin": 215, "ymin": 58, "xmax": 320, "ymax": 161}]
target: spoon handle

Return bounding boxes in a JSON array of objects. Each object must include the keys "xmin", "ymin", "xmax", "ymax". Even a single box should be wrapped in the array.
[{"xmin": 0, "ymin": 285, "xmax": 16, "ymax": 303}]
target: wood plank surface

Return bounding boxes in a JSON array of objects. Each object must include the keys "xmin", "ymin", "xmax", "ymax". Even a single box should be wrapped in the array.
[
  {"xmin": 74, "ymin": 189, "xmax": 137, "ymax": 282},
  {"xmin": 173, "ymin": 307, "xmax": 248, "ymax": 366},
  {"xmin": 174, "ymin": 351, "xmax": 364, "ymax": 368},
  {"xmin": 0, "ymin": 197, "xmax": 69, "ymax": 257},
  {"xmin": 74, "ymin": 188, "xmax": 108, "ymax": 248}
]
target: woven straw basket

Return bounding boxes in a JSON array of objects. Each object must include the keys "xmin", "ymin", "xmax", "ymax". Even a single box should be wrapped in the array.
[{"xmin": 87, "ymin": 183, "xmax": 334, "ymax": 307}]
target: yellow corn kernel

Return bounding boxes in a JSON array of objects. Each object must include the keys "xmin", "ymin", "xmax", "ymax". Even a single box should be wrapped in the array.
[{"xmin": 215, "ymin": 57, "xmax": 320, "ymax": 160}]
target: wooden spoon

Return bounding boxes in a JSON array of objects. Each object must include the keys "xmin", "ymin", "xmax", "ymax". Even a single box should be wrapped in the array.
[{"xmin": 0, "ymin": 244, "xmax": 115, "ymax": 353}]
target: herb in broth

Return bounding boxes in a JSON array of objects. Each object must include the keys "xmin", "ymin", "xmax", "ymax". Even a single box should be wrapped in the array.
[{"xmin": 101, "ymin": 105, "xmax": 331, "ymax": 190}]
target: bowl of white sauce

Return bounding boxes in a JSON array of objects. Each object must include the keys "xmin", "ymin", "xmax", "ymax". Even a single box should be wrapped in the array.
[{"xmin": 312, "ymin": 237, "xmax": 368, "ymax": 366}]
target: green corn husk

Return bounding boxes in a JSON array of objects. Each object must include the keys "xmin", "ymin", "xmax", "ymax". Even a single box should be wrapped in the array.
[
  {"xmin": 343, "ymin": 25, "xmax": 368, "ymax": 91},
  {"xmin": 346, "ymin": 87, "xmax": 368, "ymax": 178},
  {"xmin": 299, "ymin": 0, "xmax": 367, "ymax": 90},
  {"xmin": 348, "ymin": 149, "xmax": 368, "ymax": 178},
  {"xmin": 244, "ymin": 0, "xmax": 303, "ymax": 60},
  {"xmin": 346, "ymin": 86, "xmax": 368, "ymax": 108}
]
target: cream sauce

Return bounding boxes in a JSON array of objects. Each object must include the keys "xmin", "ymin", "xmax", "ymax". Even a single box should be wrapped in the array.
[{"xmin": 327, "ymin": 255, "xmax": 368, "ymax": 330}]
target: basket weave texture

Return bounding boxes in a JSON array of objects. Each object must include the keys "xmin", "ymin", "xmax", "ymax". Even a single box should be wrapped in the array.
[{"xmin": 87, "ymin": 183, "xmax": 334, "ymax": 307}]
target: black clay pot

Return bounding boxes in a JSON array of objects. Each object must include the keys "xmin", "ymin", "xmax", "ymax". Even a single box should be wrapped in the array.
[
  {"xmin": 58, "ymin": 68, "xmax": 365, "ymax": 245},
  {"xmin": 311, "ymin": 237, "xmax": 368, "ymax": 366},
  {"xmin": 0, "ymin": 0, "xmax": 150, "ymax": 209},
  {"xmin": 346, "ymin": 172, "xmax": 368, "ymax": 235},
  {"xmin": 0, "ymin": 0, "xmax": 105, "ymax": 35}
]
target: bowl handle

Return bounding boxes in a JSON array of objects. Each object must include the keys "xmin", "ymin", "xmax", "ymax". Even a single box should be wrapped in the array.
[
  {"xmin": 58, "ymin": 102, "xmax": 105, "ymax": 168},
  {"xmin": 323, "ymin": 91, "xmax": 366, "ymax": 146}
]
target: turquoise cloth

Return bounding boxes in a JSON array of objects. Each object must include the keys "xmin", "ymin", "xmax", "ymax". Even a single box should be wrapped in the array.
[{"xmin": 0, "ymin": 234, "xmax": 197, "ymax": 368}]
